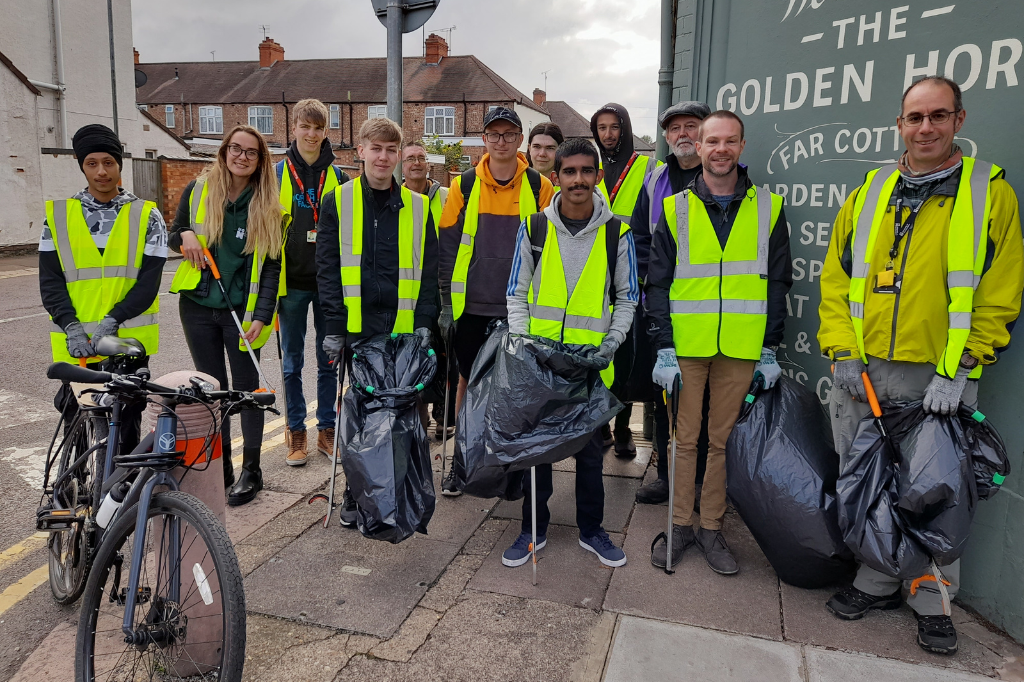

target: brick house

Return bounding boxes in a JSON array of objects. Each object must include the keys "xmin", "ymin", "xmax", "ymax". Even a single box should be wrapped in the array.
[
  {"xmin": 531, "ymin": 89, "xmax": 656, "ymax": 155},
  {"xmin": 135, "ymin": 35, "xmax": 550, "ymax": 185}
]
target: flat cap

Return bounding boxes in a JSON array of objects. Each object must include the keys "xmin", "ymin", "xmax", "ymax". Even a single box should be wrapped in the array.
[{"xmin": 658, "ymin": 101, "xmax": 711, "ymax": 129}]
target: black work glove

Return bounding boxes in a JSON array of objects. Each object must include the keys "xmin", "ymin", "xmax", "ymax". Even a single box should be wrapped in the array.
[
  {"xmin": 64, "ymin": 321, "xmax": 94, "ymax": 359},
  {"xmin": 323, "ymin": 334, "xmax": 347, "ymax": 363},
  {"xmin": 91, "ymin": 316, "xmax": 120, "ymax": 347}
]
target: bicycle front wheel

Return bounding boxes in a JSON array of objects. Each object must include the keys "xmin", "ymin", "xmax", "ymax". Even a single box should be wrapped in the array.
[{"xmin": 75, "ymin": 491, "xmax": 246, "ymax": 682}]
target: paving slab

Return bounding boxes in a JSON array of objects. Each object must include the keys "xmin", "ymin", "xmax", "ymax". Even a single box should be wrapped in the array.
[
  {"xmin": 425, "ymin": 471, "xmax": 498, "ymax": 546},
  {"xmin": 257, "ymin": 439, "xmax": 337, "ymax": 496},
  {"xmin": 805, "ymin": 646, "xmax": 998, "ymax": 681},
  {"xmin": 781, "ymin": 582, "xmax": 1005, "ymax": 676},
  {"xmin": 224, "ymin": 488, "xmax": 302, "ymax": 543},
  {"xmin": 603, "ymin": 503, "xmax": 784, "ymax": 640},
  {"xmin": 8, "ymin": 620, "xmax": 75, "ymax": 682},
  {"xmin": 245, "ymin": 613, "xmax": 350, "ymax": 682},
  {"xmin": 604, "ymin": 615, "xmax": 803, "ymax": 682},
  {"xmin": 467, "ymin": 523, "xmax": 622, "ymax": 610},
  {"xmin": 245, "ymin": 524, "xmax": 461, "ymax": 638},
  {"xmin": 491, "ymin": 471, "xmax": 639, "ymax": 533}
]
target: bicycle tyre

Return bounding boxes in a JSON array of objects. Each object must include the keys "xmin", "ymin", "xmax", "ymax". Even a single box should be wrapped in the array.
[{"xmin": 75, "ymin": 491, "xmax": 246, "ymax": 682}]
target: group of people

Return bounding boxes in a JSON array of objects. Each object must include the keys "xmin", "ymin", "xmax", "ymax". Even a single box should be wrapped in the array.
[{"xmin": 40, "ymin": 75, "xmax": 1022, "ymax": 656}]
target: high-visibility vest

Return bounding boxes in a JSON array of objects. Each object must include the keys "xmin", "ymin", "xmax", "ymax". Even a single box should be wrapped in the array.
[
  {"xmin": 168, "ymin": 179, "xmax": 284, "ymax": 350},
  {"xmin": 664, "ymin": 186, "xmax": 782, "ymax": 360},
  {"xmin": 426, "ymin": 182, "xmax": 447, "ymax": 236},
  {"xmin": 276, "ymin": 161, "xmax": 344, "ymax": 222},
  {"xmin": 644, "ymin": 162, "xmax": 670, "ymax": 230},
  {"xmin": 335, "ymin": 180, "xmax": 429, "ymax": 334},
  {"xmin": 848, "ymin": 157, "xmax": 999, "ymax": 379},
  {"xmin": 527, "ymin": 218, "xmax": 630, "ymax": 387},
  {"xmin": 46, "ymin": 198, "xmax": 161, "ymax": 363},
  {"xmin": 450, "ymin": 175, "xmax": 539, "ymax": 320},
  {"xmin": 598, "ymin": 154, "xmax": 657, "ymax": 224}
]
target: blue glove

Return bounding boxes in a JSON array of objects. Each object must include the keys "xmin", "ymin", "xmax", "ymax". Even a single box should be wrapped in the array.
[
  {"xmin": 753, "ymin": 347, "xmax": 782, "ymax": 389},
  {"xmin": 652, "ymin": 348, "xmax": 681, "ymax": 394}
]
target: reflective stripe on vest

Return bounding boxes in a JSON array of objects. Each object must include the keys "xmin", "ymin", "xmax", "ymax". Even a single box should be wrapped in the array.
[
  {"xmin": 278, "ymin": 162, "xmax": 342, "ymax": 220},
  {"xmin": 598, "ymin": 154, "xmax": 654, "ymax": 224},
  {"xmin": 336, "ymin": 181, "xmax": 428, "ymax": 334},
  {"xmin": 848, "ymin": 157, "xmax": 997, "ymax": 379},
  {"xmin": 168, "ymin": 179, "xmax": 279, "ymax": 350},
  {"xmin": 450, "ymin": 175, "xmax": 538, "ymax": 320},
  {"xmin": 527, "ymin": 219, "xmax": 630, "ymax": 388},
  {"xmin": 47, "ymin": 198, "xmax": 160, "ymax": 362},
  {"xmin": 646, "ymin": 163, "xmax": 670, "ymax": 230},
  {"xmin": 666, "ymin": 186, "xmax": 781, "ymax": 360}
]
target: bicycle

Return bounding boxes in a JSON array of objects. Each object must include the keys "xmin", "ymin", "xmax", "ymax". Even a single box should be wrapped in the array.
[{"xmin": 42, "ymin": 350, "xmax": 276, "ymax": 682}]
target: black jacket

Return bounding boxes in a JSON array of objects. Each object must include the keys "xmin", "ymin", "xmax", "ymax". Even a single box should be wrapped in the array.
[
  {"xmin": 645, "ymin": 166, "xmax": 793, "ymax": 351},
  {"xmin": 169, "ymin": 179, "xmax": 281, "ymax": 324},
  {"xmin": 591, "ymin": 102, "xmax": 636, "ymax": 201},
  {"xmin": 629, "ymin": 155, "xmax": 702, "ymax": 281},
  {"xmin": 316, "ymin": 175, "xmax": 438, "ymax": 339},
  {"xmin": 279, "ymin": 140, "xmax": 350, "ymax": 291}
]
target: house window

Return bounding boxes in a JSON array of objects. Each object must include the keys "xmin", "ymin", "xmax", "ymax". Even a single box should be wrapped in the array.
[
  {"xmin": 164, "ymin": 105, "xmax": 174, "ymax": 127},
  {"xmin": 248, "ymin": 106, "xmax": 273, "ymax": 135},
  {"xmin": 330, "ymin": 104, "xmax": 340, "ymax": 129},
  {"xmin": 424, "ymin": 106, "xmax": 455, "ymax": 136},
  {"xmin": 199, "ymin": 106, "xmax": 223, "ymax": 135},
  {"xmin": 487, "ymin": 105, "xmax": 498, "ymax": 113},
  {"xmin": 459, "ymin": 155, "xmax": 472, "ymax": 171},
  {"xmin": 367, "ymin": 105, "xmax": 388, "ymax": 119},
  {"xmin": 145, "ymin": 150, "xmax": 157, "ymax": 159}
]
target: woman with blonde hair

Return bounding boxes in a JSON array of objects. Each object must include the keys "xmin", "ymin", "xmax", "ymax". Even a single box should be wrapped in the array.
[{"xmin": 168, "ymin": 124, "xmax": 286, "ymax": 506}]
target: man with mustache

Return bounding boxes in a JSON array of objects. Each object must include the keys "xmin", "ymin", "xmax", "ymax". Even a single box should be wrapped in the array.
[{"xmin": 645, "ymin": 110, "xmax": 792, "ymax": 575}]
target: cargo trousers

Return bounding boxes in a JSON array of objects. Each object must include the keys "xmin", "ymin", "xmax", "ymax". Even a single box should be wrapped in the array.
[{"xmin": 830, "ymin": 356, "xmax": 978, "ymax": 616}]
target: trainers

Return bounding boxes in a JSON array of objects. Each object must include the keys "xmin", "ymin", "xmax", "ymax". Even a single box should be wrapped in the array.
[
  {"xmin": 285, "ymin": 429, "xmax": 308, "ymax": 467},
  {"xmin": 917, "ymin": 614, "xmax": 958, "ymax": 655},
  {"xmin": 613, "ymin": 429, "xmax": 637, "ymax": 458},
  {"xmin": 338, "ymin": 488, "xmax": 358, "ymax": 528},
  {"xmin": 579, "ymin": 531, "xmax": 627, "ymax": 567},
  {"xmin": 651, "ymin": 524, "xmax": 695, "ymax": 569},
  {"xmin": 635, "ymin": 478, "xmax": 669, "ymax": 505},
  {"xmin": 601, "ymin": 423, "xmax": 614, "ymax": 447},
  {"xmin": 501, "ymin": 532, "xmax": 547, "ymax": 567},
  {"xmin": 441, "ymin": 468, "xmax": 462, "ymax": 497},
  {"xmin": 318, "ymin": 428, "xmax": 337, "ymax": 461},
  {"xmin": 826, "ymin": 585, "xmax": 902, "ymax": 620},
  {"xmin": 696, "ymin": 527, "xmax": 739, "ymax": 575}
]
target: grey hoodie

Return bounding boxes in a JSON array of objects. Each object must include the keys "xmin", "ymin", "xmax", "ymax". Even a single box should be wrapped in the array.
[{"xmin": 506, "ymin": 191, "xmax": 639, "ymax": 349}]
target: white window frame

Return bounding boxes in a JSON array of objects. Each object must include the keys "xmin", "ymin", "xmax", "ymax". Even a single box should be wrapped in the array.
[
  {"xmin": 248, "ymin": 106, "xmax": 273, "ymax": 134},
  {"xmin": 145, "ymin": 150, "xmax": 157, "ymax": 159},
  {"xmin": 367, "ymin": 105, "xmax": 388, "ymax": 119},
  {"xmin": 424, "ymin": 106, "xmax": 455, "ymax": 137},
  {"xmin": 164, "ymin": 105, "xmax": 174, "ymax": 128},
  {"xmin": 487, "ymin": 105, "xmax": 499, "ymax": 113},
  {"xmin": 329, "ymin": 104, "xmax": 340, "ymax": 129},
  {"xmin": 199, "ymin": 106, "xmax": 223, "ymax": 135}
]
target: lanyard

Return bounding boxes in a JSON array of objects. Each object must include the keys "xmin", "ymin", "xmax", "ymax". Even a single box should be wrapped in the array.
[
  {"xmin": 890, "ymin": 185, "xmax": 924, "ymax": 261},
  {"xmin": 286, "ymin": 158, "xmax": 327, "ymax": 226},
  {"xmin": 607, "ymin": 152, "xmax": 639, "ymax": 206}
]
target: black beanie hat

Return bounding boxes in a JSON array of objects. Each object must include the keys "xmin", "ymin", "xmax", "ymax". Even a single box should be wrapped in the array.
[{"xmin": 72, "ymin": 124, "xmax": 123, "ymax": 171}]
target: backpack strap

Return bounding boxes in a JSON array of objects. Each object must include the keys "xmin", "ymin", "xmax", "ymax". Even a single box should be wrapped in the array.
[
  {"xmin": 456, "ymin": 168, "xmax": 477, "ymax": 226},
  {"xmin": 528, "ymin": 213, "xmax": 547, "ymax": 268},
  {"xmin": 275, "ymin": 159, "xmax": 285, "ymax": 184},
  {"xmin": 606, "ymin": 217, "xmax": 623, "ymax": 305},
  {"xmin": 332, "ymin": 165, "xmax": 348, "ymax": 184},
  {"xmin": 525, "ymin": 167, "xmax": 542, "ymax": 209}
]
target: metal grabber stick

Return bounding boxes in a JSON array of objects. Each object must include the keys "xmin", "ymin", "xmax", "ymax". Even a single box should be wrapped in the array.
[
  {"xmin": 531, "ymin": 465, "xmax": 538, "ymax": 585},
  {"xmin": 274, "ymin": 315, "xmax": 290, "ymax": 445},
  {"xmin": 438, "ymin": 325, "xmax": 454, "ymax": 480},
  {"xmin": 664, "ymin": 375, "xmax": 682, "ymax": 575},
  {"xmin": 309, "ymin": 356, "xmax": 347, "ymax": 528}
]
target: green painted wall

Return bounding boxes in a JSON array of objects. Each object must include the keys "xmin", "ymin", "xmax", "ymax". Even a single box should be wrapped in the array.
[{"xmin": 671, "ymin": 0, "xmax": 1024, "ymax": 641}]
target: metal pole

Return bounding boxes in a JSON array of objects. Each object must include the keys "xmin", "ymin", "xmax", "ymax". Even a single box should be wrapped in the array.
[
  {"xmin": 656, "ymin": 0, "xmax": 675, "ymax": 162},
  {"xmin": 52, "ymin": 0, "xmax": 68, "ymax": 147},
  {"xmin": 386, "ymin": 0, "xmax": 403, "ymax": 181},
  {"xmin": 106, "ymin": 0, "xmax": 119, "ymax": 138}
]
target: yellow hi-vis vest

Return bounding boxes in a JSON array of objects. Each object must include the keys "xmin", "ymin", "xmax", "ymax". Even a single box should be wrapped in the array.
[
  {"xmin": 427, "ymin": 183, "xmax": 447, "ymax": 236},
  {"xmin": 450, "ymin": 175, "xmax": 539, "ymax": 320},
  {"xmin": 47, "ymin": 198, "xmax": 161, "ymax": 363},
  {"xmin": 598, "ymin": 154, "xmax": 656, "ymax": 225},
  {"xmin": 168, "ymin": 179, "xmax": 284, "ymax": 350},
  {"xmin": 527, "ymin": 219, "xmax": 630, "ymax": 388},
  {"xmin": 664, "ymin": 186, "xmax": 782, "ymax": 360},
  {"xmin": 335, "ymin": 180, "xmax": 429, "ymax": 334},
  {"xmin": 848, "ymin": 157, "xmax": 1000, "ymax": 379},
  {"xmin": 277, "ymin": 161, "xmax": 344, "ymax": 222}
]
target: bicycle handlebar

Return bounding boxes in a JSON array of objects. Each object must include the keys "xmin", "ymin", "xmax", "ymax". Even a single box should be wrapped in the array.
[{"xmin": 47, "ymin": 362, "xmax": 112, "ymax": 384}]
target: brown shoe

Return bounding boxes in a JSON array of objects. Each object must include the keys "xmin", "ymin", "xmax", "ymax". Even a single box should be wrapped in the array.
[
  {"xmin": 318, "ymin": 428, "xmax": 338, "ymax": 462},
  {"xmin": 286, "ymin": 429, "xmax": 308, "ymax": 467}
]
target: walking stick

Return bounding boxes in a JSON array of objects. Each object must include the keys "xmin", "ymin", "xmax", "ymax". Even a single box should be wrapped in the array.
[
  {"xmin": 438, "ymin": 325, "xmax": 454, "ymax": 479},
  {"xmin": 530, "ymin": 465, "xmax": 538, "ymax": 586},
  {"xmin": 309, "ymin": 356, "xmax": 346, "ymax": 528},
  {"xmin": 274, "ymin": 316, "xmax": 290, "ymax": 445},
  {"xmin": 664, "ymin": 375, "xmax": 682, "ymax": 575}
]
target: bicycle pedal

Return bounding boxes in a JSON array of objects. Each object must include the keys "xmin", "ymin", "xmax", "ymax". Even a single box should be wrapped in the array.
[
  {"xmin": 36, "ymin": 508, "xmax": 79, "ymax": 531},
  {"xmin": 112, "ymin": 585, "xmax": 151, "ymax": 605}
]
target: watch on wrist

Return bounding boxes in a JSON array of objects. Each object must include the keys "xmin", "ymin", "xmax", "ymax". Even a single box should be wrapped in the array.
[{"xmin": 959, "ymin": 352, "xmax": 979, "ymax": 370}]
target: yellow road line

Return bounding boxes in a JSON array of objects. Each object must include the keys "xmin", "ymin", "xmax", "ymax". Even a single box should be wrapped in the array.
[
  {"xmin": 0, "ymin": 565, "xmax": 49, "ymax": 616},
  {"xmin": 0, "ymin": 533, "xmax": 48, "ymax": 572}
]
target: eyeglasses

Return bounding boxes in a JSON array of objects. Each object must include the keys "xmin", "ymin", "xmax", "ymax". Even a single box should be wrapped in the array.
[
  {"xmin": 484, "ymin": 131, "xmax": 521, "ymax": 143},
  {"xmin": 900, "ymin": 110, "xmax": 959, "ymax": 127},
  {"xmin": 404, "ymin": 155, "xmax": 428, "ymax": 164},
  {"xmin": 226, "ymin": 143, "xmax": 260, "ymax": 160}
]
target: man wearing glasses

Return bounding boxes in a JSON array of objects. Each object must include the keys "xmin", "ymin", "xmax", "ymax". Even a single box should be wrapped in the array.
[
  {"xmin": 818, "ymin": 76, "xmax": 1023, "ymax": 655},
  {"xmin": 437, "ymin": 107, "xmax": 554, "ymax": 495}
]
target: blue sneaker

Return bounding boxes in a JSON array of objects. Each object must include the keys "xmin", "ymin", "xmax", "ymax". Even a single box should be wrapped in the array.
[
  {"xmin": 579, "ymin": 531, "xmax": 627, "ymax": 567},
  {"xmin": 501, "ymin": 532, "xmax": 547, "ymax": 567}
]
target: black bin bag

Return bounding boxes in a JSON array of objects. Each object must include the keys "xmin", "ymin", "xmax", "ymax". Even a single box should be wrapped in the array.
[
  {"xmin": 837, "ymin": 402, "xmax": 1010, "ymax": 580},
  {"xmin": 455, "ymin": 323, "xmax": 623, "ymax": 499},
  {"xmin": 726, "ymin": 375, "xmax": 855, "ymax": 588},
  {"xmin": 341, "ymin": 333, "xmax": 437, "ymax": 544}
]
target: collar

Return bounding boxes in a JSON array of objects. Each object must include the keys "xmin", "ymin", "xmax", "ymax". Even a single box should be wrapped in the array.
[
  {"xmin": 74, "ymin": 187, "xmax": 137, "ymax": 210},
  {"xmin": 690, "ymin": 165, "xmax": 753, "ymax": 204},
  {"xmin": 361, "ymin": 174, "xmax": 404, "ymax": 211}
]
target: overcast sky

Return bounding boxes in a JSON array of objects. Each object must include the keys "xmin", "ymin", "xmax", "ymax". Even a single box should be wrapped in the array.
[{"xmin": 131, "ymin": 0, "xmax": 662, "ymax": 139}]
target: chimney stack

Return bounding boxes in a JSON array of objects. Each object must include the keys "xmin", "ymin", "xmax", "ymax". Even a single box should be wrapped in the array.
[
  {"xmin": 259, "ymin": 37, "xmax": 285, "ymax": 68},
  {"xmin": 134, "ymin": 48, "xmax": 140, "ymax": 65},
  {"xmin": 424, "ymin": 33, "xmax": 449, "ymax": 65},
  {"xmin": 533, "ymin": 88, "xmax": 546, "ymax": 106}
]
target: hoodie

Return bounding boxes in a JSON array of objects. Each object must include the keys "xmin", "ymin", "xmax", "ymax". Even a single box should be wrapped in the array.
[
  {"xmin": 439, "ymin": 152, "xmax": 555, "ymax": 318},
  {"xmin": 506, "ymin": 192, "xmax": 638, "ymax": 348},
  {"xmin": 590, "ymin": 103, "xmax": 636, "ymax": 201},
  {"xmin": 281, "ymin": 139, "xmax": 350, "ymax": 291}
]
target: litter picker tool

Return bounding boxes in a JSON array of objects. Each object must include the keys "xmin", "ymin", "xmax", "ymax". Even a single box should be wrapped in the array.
[
  {"xmin": 660, "ymin": 376, "xmax": 682, "ymax": 575},
  {"xmin": 860, "ymin": 369, "xmax": 897, "ymax": 458},
  {"xmin": 309, "ymin": 356, "xmax": 347, "ymax": 528},
  {"xmin": 438, "ymin": 325, "xmax": 454, "ymax": 480},
  {"xmin": 274, "ymin": 316, "xmax": 290, "ymax": 445},
  {"xmin": 530, "ymin": 466, "xmax": 538, "ymax": 585},
  {"xmin": 202, "ymin": 246, "xmax": 275, "ymax": 392}
]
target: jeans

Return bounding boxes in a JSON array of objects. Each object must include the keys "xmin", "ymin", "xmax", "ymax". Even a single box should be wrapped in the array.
[
  {"xmin": 277, "ymin": 289, "xmax": 336, "ymax": 432},
  {"xmin": 521, "ymin": 430, "xmax": 605, "ymax": 538}
]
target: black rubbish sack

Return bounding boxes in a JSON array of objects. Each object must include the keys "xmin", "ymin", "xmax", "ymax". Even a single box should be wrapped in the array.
[
  {"xmin": 455, "ymin": 324, "xmax": 623, "ymax": 498},
  {"xmin": 725, "ymin": 375, "xmax": 855, "ymax": 588},
  {"xmin": 341, "ymin": 333, "xmax": 437, "ymax": 544},
  {"xmin": 836, "ymin": 402, "xmax": 1010, "ymax": 579}
]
